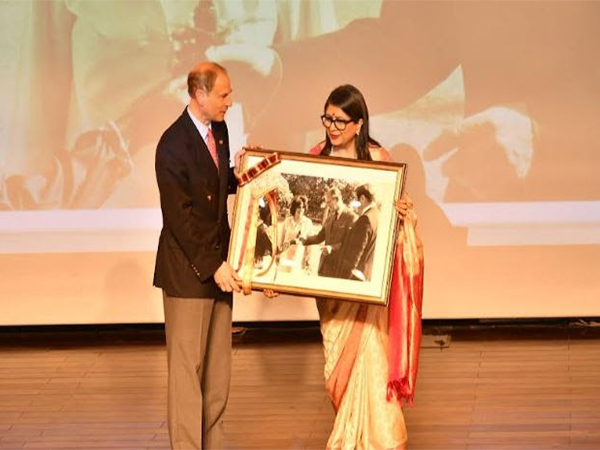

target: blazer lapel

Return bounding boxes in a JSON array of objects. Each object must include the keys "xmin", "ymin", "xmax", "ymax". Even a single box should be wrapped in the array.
[
  {"xmin": 213, "ymin": 122, "xmax": 229, "ymax": 222},
  {"xmin": 324, "ymin": 213, "xmax": 334, "ymax": 237},
  {"xmin": 182, "ymin": 110, "xmax": 219, "ymax": 180}
]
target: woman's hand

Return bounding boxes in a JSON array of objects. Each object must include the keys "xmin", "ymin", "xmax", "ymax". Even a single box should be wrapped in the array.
[{"xmin": 395, "ymin": 192, "xmax": 413, "ymax": 220}]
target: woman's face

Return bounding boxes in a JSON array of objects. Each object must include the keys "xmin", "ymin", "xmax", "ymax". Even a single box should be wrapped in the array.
[
  {"xmin": 294, "ymin": 205, "xmax": 305, "ymax": 220},
  {"xmin": 323, "ymin": 104, "xmax": 362, "ymax": 150}
]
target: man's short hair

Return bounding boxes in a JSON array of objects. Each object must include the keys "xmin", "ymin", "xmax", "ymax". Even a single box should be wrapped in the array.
[
  {"xmin": 355, "ymin": 184, "xmax": 375, "ymax": 203},
  {"xmin": 187, "ymin": 62, "xmax": 227, "ymax": 97},
  {"xmin": 326, "ymin": 187, "xmax": 342, "ymax": 202}
]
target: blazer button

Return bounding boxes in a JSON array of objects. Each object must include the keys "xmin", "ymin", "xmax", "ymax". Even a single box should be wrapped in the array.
[{"xmin": 207, "ymin": 194, "xmax": 212, "ymax": 201}]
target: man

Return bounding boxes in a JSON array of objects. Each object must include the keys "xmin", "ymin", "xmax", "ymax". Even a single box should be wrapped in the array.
[
  {"xmin": 301, "ymin": 187, "xmax": 356, "ymax": 278},
  {"xmin": 153, "ymin": 62, "xmax": 242, "ymax": 450},
  {"xmin": 337, "ymin": 184, "xmax": 379, "ymax": 282}
]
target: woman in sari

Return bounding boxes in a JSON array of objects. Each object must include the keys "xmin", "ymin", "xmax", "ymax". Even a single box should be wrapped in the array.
[
  {"xmin": 277, "ymin": 195, "xmax": 313, "ymax": 273},
  {"xmin": 309, "ymin": 84, "xmax": 424, "ymax": 450}
]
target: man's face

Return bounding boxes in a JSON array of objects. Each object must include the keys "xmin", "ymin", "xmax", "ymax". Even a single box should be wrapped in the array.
[
  {"xmin": 200, "ymin": 73, "xmax": 232, "ymax": 122},
  {"xmin": 325, "ymin": 194, "xmax": 340, "ymax": 212},
  {"xmin": 357, "ymin": 195, "xmax": 368, "ymax": 214}
]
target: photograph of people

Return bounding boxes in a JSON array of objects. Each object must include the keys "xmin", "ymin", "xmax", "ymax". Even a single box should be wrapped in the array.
[
  {"xmin": 336, "ymin": 183, "xmax": 379, "ymax": 282},
  {"xmin": 277, "ymin": 195, "xmax": 313, "ymax": 274},
  {"xmin": 300, "ymin": 186, "xmax": 356, "ymax": 278}
]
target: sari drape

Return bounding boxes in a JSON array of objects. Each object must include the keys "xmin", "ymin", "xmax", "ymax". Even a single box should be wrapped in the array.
[
  {"xmin": 310, "ymin": 143, "xmax": 424, "ymax": 449},
  {"xmin": 317, "ymin": 210, "xmax": 423, "ymax": 450}
]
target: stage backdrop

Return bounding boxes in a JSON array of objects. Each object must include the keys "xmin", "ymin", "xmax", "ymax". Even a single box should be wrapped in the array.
[{"xmin": 0, "ymin": 0, "xmax": 598, "ymax": 325}]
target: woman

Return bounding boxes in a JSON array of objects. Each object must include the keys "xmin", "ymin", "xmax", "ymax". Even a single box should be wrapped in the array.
[
  {"xmin": 255, "ymin": 201, "xmax": 274, "ymax": 270},
  {"xmin": 278, "ymin": 195, "xmax": 313, "ymax": 273},
  {"xmin": 309, "ymin": 84, "xmax": 423, "ymax": 450}
]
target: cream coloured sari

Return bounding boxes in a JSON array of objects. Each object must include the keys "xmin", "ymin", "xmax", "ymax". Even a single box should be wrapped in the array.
[
  {"xmin": 313, "ymin": 145, "xmax": 423, "ymax": 450},
  {"xmin": 317, "ymin": 298, "xmax": 408, "ymax": 450}
]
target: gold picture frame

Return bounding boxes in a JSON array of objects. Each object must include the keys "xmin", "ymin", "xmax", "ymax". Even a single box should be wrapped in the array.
[{"xmin": 228, "ymin": 148, "xmax": 406, "ymax": 305}]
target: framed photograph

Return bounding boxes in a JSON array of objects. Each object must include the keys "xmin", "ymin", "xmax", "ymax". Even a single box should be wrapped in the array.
[{"xmin": 228, "ymin": 148, "xmax": 406, "ymax": 305}]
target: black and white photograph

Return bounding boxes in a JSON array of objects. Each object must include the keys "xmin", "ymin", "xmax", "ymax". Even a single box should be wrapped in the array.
[{"xmin": 229, "ymin": 149, "xmax": 406, "ymax": 305}]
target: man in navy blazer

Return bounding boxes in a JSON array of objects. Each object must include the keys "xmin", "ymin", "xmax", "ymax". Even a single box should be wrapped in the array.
[
  {"xmin": 301, "ymin": 187, "xmax": 356, "ymax": 278},
  {"xmin": 337, "ymin": 184, "xmax": 380, "ymax": 282},
  {"xmin": 154, "ymin": 62, "xmax": 242, "ymax": 450}
]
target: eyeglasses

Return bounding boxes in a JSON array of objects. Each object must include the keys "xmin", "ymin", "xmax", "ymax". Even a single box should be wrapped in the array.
[{"xmin": 321, "ymin": 114, "xmax": 354, "ymax": 131}]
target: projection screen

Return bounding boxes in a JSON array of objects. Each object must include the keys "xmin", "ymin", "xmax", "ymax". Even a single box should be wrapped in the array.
[{"xmin": 0, "ymin": 0, "xmax": 598, "ymax": 325}]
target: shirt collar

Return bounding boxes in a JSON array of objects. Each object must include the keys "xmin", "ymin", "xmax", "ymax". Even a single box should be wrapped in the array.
[
  {"xmin": 187, "ymin": 106, "xmax": 211, "ymax": 141},
  {"xmin": 362, "ymin": 203, "xmax": 375, "ymax": 214}
]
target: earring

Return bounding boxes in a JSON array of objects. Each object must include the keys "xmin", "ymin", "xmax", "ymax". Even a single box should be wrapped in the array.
[{"xmin": 356, "ymin": 128, "xmax": 361, "ymax": 136}]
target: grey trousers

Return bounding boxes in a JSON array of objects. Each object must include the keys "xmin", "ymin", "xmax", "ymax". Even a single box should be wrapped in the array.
[{"xmin": 163, "ymin": 292, "xmax": 232, "ymax": 450}]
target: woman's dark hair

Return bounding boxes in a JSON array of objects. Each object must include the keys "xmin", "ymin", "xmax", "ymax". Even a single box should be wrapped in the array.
[
  {"xmin": 259, "ymin": 202, "xmax": 271, "ymax": 226},
  {"xmin": 320, "ymin": 84, "xmax": 380, "ymax": 161},
  {"xmin": 290, "ymin": 195, "xmax": 308, "ymax": 216}
]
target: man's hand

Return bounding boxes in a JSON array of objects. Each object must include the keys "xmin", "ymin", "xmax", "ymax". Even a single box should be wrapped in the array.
[
  {"xmin": 244, "ymin": 144, "xmax": 265, "ymax": 151},
  {"xmin": 321, "ymin": 245, "xmax": 332, "ymax": 255},
  {"xmin": 423, "ymin": 106, "xmax": 533, "ymax": 201},
  {"xmin": 233, "ymin": 148, "xmax": 246, "ymax": 178},
  {"xmin": 213, "ymin": 262, "xmax": 241, "ymax": 293},
  {"xmin": 289, "ymin": 236, "xmax": 305, "ymax": 246},
  {"xmin": 234, "ymin": 145, "xmax": 267, "ymax": 178}
]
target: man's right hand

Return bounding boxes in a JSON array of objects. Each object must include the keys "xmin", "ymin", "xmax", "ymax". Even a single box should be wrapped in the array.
[
  {"xmin": 214, "ymin": 262, "xmax": 241, "ymax": 293},
  {"xmin": 321, "ymin": 245, "xmax": 332, "ymax": 255}
]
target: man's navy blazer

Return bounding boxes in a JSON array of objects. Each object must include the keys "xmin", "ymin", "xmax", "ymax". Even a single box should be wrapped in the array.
[{"xmin": 153, "ymin": 109, "xmax": 238, "ymax": 299}]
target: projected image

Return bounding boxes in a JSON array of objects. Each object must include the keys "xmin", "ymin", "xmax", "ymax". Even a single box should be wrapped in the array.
[
  {"xmin": 0, "ymin": 1, "xmax": 598, "ymax": 246},
  {"xmin": 244, "ymin": 0, "xmax": 600, "ymax": 248},
  {"xmin": 0, "ymin": 0, "xmax": 599, "ymax": 324},
  {"xmin": 0, "ymin": 0, "xmax": 383, "ymax": 210},
  {"xmin": 1, "ymin": 1, "xmax": 599, "ymax": 209}
]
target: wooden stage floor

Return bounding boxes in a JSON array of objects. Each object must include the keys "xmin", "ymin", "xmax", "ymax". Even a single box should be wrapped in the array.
[{"xmin": 1, "ymin": 320, "xmax": 600, "ymax": 449}]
